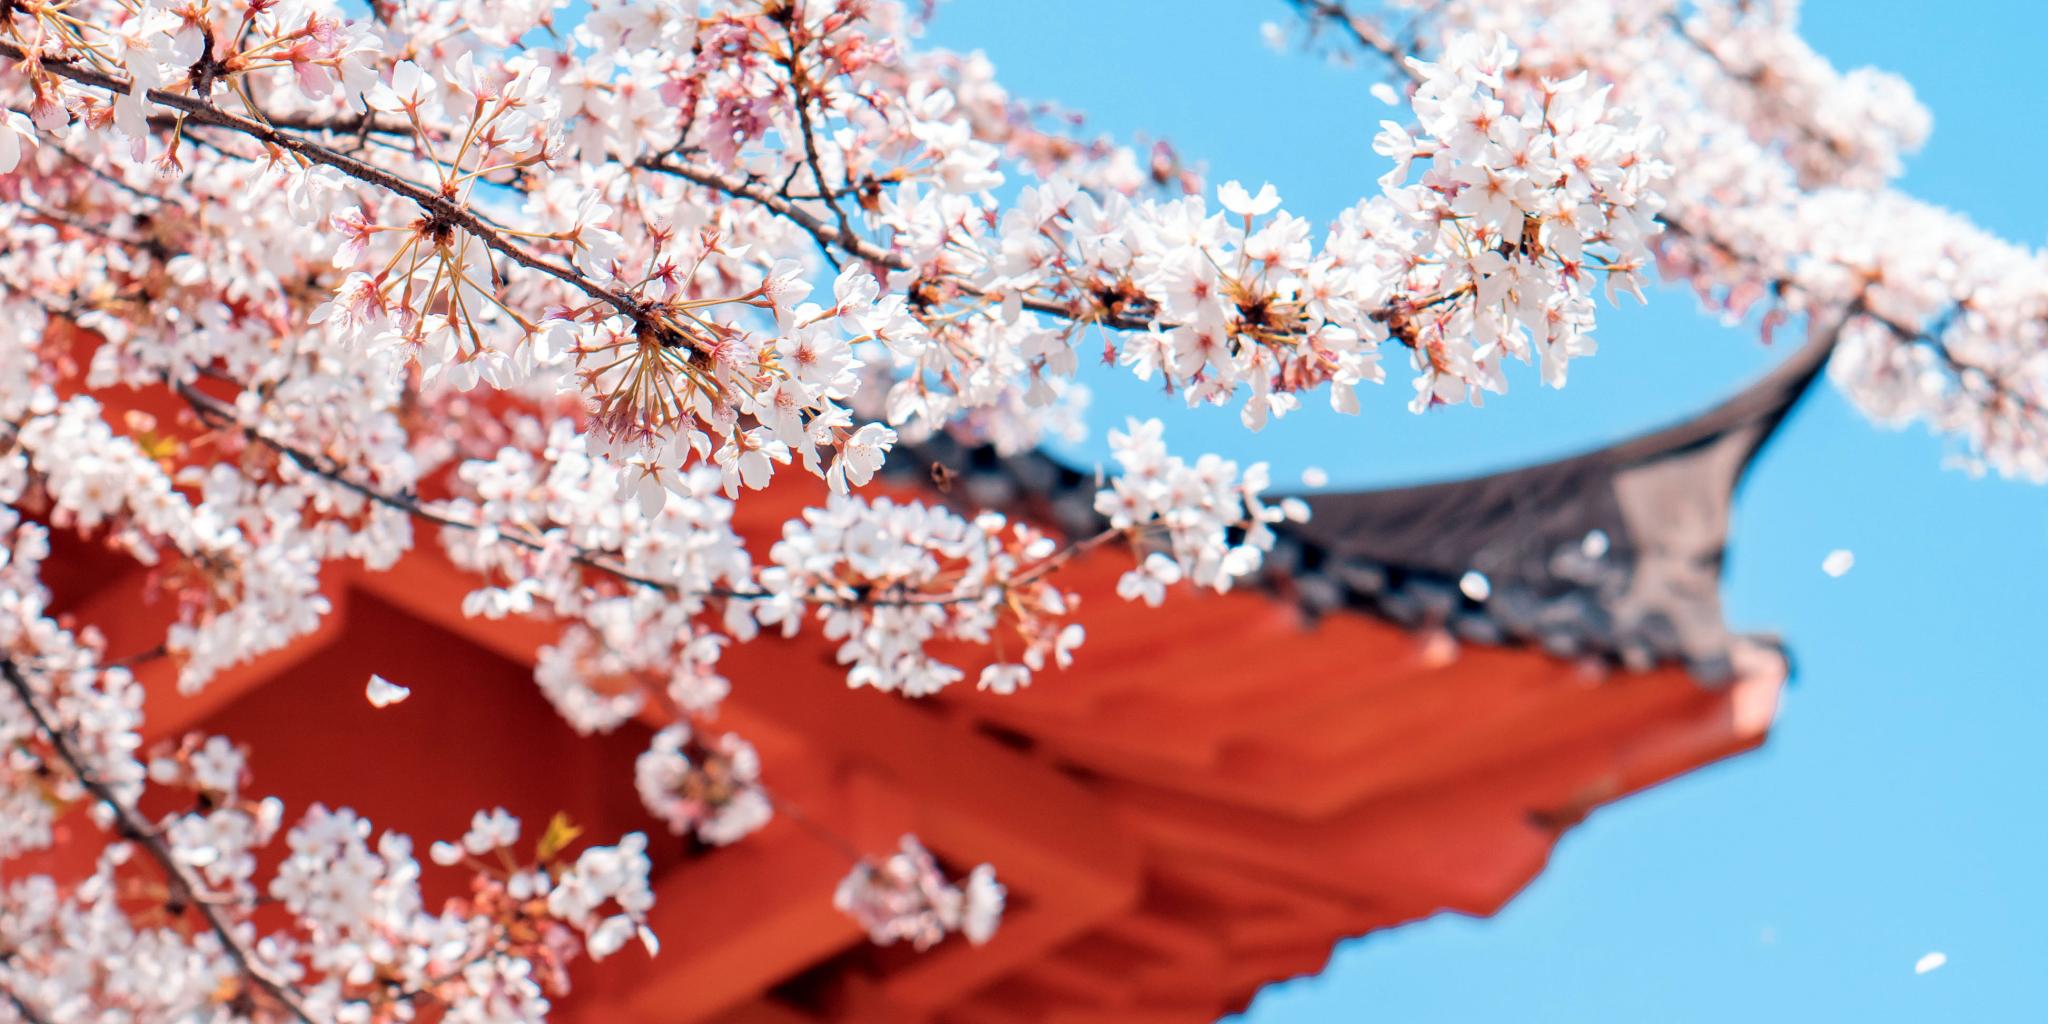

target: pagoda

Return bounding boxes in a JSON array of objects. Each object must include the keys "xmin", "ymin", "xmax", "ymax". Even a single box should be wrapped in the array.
[{"xmin": 29, "ymin": 328, "xmax": 1831, "ymax": 1023}]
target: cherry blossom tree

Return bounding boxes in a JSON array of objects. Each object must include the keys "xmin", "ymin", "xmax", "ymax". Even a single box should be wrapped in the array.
[{"xmin": 0, "ymin": 0, "xmax": 2039, "ymax": 1020}]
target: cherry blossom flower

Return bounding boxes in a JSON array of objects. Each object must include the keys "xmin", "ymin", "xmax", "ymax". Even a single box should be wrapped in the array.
[
  {"xmin": 0, "ymin": 111, "xmax": 35, "ymax": 175},
  {"xmin": 0, "ymin": 0, "xmax": 2040, "ymax": 1009},
  {"xmin": 634, "ymin": 723, "xmax": 772, "ymax": 846},
  {"xmin": 1219, "ymin": 180, "xmax": 1283, "ymax": 217},
  {"xmin": 834, "ymin": 835, "xmax": 1004, "ymax": 950}
]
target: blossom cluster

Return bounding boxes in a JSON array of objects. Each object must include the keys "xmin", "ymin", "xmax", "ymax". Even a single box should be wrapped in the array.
[
  {"xmin": 757, "ymin": 494, "xmax": 1084, "ymax": 697},
  {"xmin": 1097, "ymin": 417, "xmax": 1306, "ymax": 601},
  {"xmin": 0, "ymin": 0, "xmax": 2040, "ymax": 1016},
  {"xmin": 833, "ymin": 835, "xmax": 1005, "ymax": 951},
  {"xmin": 1352, "ymin": 0, "xmax": 2048, "ymax": 478},
  {"xmin": 633, "ymin": 722, "xmax": 774, "ymax": 846},
  {"xmin": 2, "ymin": 649, "xmax": 658, "ymax": 1023}
]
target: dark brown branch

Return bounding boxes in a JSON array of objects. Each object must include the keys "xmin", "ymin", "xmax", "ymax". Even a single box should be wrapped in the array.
[
  {"xmin": 637, "ymin": 156, "xmax": 1159, "ymax": 331},
  {"xmin": 0, "ymin": 964, "xmax": 52, "ymax": 1024},
  {"xmin": 1658, "ymin": 221, "xmax": 2048, "ymax": 422},
  {"xmin": 173, "ymin": 380, "xmax": 680, "ymax": 593},
  {"xmin": 1283, "ymin": 0, "xmax": 1416, "ymax": 66},
  {"xmin": 172, "ymin": 381, "xmax": 1120, "ymax": 609},
  {"xmin": 778, "ymin": 14, "xmax": 857, "ymax": 259},
  {"xmin": 1279, "ymin": 2, "xmax": 2043, "ymax": 428},
  {"xmin": 0, "ymin": 41, "xmax": 647, "ymax": 323},
  {"xmin": 0, "ymin": 656, "xmax": 317, "ymax": 1024}
]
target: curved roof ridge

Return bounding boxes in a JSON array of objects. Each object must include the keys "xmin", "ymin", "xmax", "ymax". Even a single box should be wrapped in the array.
[
  {"xmin": 1282, "ymin": 317, "xmax": 1841, "ymax": 679},
  {"xmin": 1599, "ymin": 313, "xmax": 1839, "ymax": 472},
  {"xmin": 888, "ymin": 319, "xmax": 1841, "ymax": 681}
]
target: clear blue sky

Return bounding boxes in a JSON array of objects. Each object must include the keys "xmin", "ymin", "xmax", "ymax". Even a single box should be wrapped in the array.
[{"xmin": 916, "ymin": 2, "xmax": 2048, "ymax": 1020}]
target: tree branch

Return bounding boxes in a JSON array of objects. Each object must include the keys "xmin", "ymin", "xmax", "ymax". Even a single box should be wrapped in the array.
[
  {"xmin": 777, "ymin": 15, "xmax": 858, "ymax": 258},
  {"xmin": 1283, "ymin": 0, "xmax": 1417, "ymax": 66},
  {"xmin": 0, "ymin": 41, "xmax": 648, "ymax": 324},
  {"xmin": 1275, "ymin": 3, "xmax": 2045, "ymax": 426},
  {"xmin": 0, "ymin": 962, "xmax": 52, "ymax": 1024},
  {"xmin": 0, "ymin": 656, "xmax": 317, "ymax": 1024},
  {"xmin": 172, "ymin": 380, "xmax": 1127, "ymax": 610},
  {"xmin": 638, "ymin": 156, "xmax": 1159, "ymax": 330}
]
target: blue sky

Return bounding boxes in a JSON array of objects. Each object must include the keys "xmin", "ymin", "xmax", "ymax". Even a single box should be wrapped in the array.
[{"xmin": 914, "ymin": 2, "xmax": 2048, "ymax": 1020}]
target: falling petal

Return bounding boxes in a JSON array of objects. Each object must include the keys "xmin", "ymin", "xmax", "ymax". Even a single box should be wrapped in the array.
[
  {"xmin": 366, "ymin": 673, "xmax": 411, "ymax": 708},
  {"xmin": 1822, "ymin": 549, "xmax": 1855, "ymax": 577},
  {"xmin": 1581, "ymin": 529, "xmax": 1610, "ymax": 559},
  {"xmin": 1301, "ymin": 466, "xmax": 1330, "ymax": 488},
  {"xmin": 1915, "ymin": 952, "xmax": 1947, "ymax": 975}
]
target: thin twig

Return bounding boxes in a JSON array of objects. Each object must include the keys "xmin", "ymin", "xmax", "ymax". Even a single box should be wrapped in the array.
[
  {"xmin": 0, "ymin": 962, "xmax": 52, "ymax": 1024},
  {"xmin": 172, "ymin": 380, "xmax": 1129, "ymax": 609},
  {"xmin": 778, "ymin": 12, "xmax": 857, "ymax": 258},
  {"xmin": 0, "ymin": 656, "xmax": 317, "ymax": 1024},
  {"xmin": 1281, "ymin": 2, "xmax": 2043, "ymax": 425},
  {"xmin": 0, "ymin": 41, "xmax": 647, "ymax": 324},
  {"xmin": 638, "ymin": 156, "xmax": 1159, "ymax": 330}
]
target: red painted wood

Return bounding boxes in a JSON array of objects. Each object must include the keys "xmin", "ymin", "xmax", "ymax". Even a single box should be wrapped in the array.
[{"xmin": 26, "ymin": 359, "xmax": 1787, "ymax": 1021}]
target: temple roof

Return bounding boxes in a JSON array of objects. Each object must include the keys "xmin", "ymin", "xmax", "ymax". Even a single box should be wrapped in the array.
[
  {"xmin": 26, "ymin": 324, "xmax": 1830, "ymax": 1024},
  {"xmin": 899, "ymin": 324, "xmax": 1836, "ymax": 683}
]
